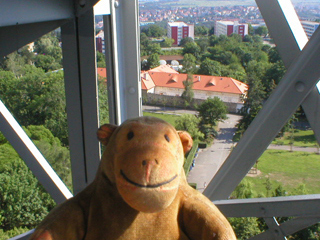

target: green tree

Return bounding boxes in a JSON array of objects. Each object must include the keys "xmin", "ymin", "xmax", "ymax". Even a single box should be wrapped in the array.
[
  {"xmin": 181, "ymin": 74, "xmax": 194, "ymax": 108},
  {"xmin": 2, "ymin": 52, "xmax": 26, "ymax": 77},
  {"xmin": 146, "ymin": 43, "xmax": 162, "ymax": 55},
  {"xmin": 0, "ymin": 160, "xmax": 55, "ymax": 231},
  {"xmin": 35, "ymin": 54, "xmax": 60, "ymax": 72},
  {"xmin": 255, "ymin": 26, "xmax": 268, "ymax": 37},
  {"xmin": 96, "ymin": 51, "xmax": 106, "ymax": 68},
  {"xmin": 179, "ymin": 37, "xmax": 194, "ymax": 47},
  {"xmin": 231, "ymin": 179, "xmax": 256, "ymax": 199},
  {"xmin": 209, "ymin": 35, "xmax": 219, "ymax": 46},
  {"xmin": 194, "ymin": 26, "xmax": 208, "ymax": 36},
  {"xmin": 208, "ymin": 46, "xmax": 234, "ymax": 65},
  {"xmin": 196, "ymin": 38, "xmax": 209, "ymax": 53},
  {"xmin": 25, "ymin": 125, "xmax": 72, "ymax": 189},
  {"xmin": 140, "ymin": 32, "xmax": 151, "ymax": 56},
  {"xmin": 197, "ymin": 97, "xmax": 228, "ymax": 127},
  {"xmin": 243, "ymin": 35, "xmax": 254, "ymax": 43},
  {"xmin": 208, "ymin": 26, "xmax": 215, "ymax": 36},
  {"xmin": 229, "ymin": 217, "xmax": 262, "ymax": 240},
  {"xmin": 237, "ymin": 75, "xmax": 266, "ymax": 134},
  {"xmin": 141, "ymin": 24, "xmax": 166, "ymax": 38},
  {"xmin": 248, "ymin": 23, "xmax": 254, "ymax": 35},
  {"xmin": 98, "ymin": 77, "xmax": 109, "ymax": 124},
  {"xmin": 182, "ymin": 42, "xmax": 201, "ymax": 59},
  {"xmin": 161, "ymin": 37, "xmax": 174, "ymax": 47},
  {"xmin": 34, "ymin": 33, "xmax": 62, "ymax": 70},
  {"xmin": 199, "ymin": 58, "xmax": 222, "ymax": 76},
  {"xmin": 268, "ymin": 47, "xmax": 282, "ymax": 63},
  {"xmin": 182, "ymin": 53, "xmax": 197, "ymax": 73},
  {"xmin": 175, "ymin": 114, "xmax": 204, "ymax": 140},
  {"xmin": 147, "ymin": 53, "xmax": 160, "ymax": 69}
]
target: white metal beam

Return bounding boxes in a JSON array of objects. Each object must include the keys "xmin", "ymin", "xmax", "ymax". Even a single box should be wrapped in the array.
[
  {"xmin": 0, "ymin": 100, "xmax": 73, "ymax": 203},
  {"xmin": 106, "ymin": 0, "xmax": 141, "ymax": 125}
]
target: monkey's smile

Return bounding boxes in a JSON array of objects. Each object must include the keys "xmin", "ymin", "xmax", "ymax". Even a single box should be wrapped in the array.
[{"xmin": 120, "ymin": 170, "xmax": 178, "ymax": 188}]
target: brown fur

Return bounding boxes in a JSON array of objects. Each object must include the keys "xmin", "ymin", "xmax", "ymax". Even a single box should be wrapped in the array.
[{"xmin": 30, "ymin": 116, "xmax": 236, "ymax": 240}]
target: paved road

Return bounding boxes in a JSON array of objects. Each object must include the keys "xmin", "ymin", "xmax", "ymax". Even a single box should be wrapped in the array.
[
  {"xmin": 187, "ymin": 114, "xmax": 241, "ymax": 192},
  {"xmin": 268, "ymin": 144, "xmax": 319, "ymax": 153},
  {"xmin": 142, "ymin": 105, "xmax": 196, "ymax": 115}
]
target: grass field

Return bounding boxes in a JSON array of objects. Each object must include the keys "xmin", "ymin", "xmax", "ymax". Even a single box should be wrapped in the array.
[
  {"xmin": 272, "ymin": 130, "xmax": 318, "ymax": 147},
  {"xmin": 241, "ymin": 149, "xmax": 320, "ymax": 196},
  {"xmin": 143, "ymin": 112, "xmax": 181, "ymax": 127}
]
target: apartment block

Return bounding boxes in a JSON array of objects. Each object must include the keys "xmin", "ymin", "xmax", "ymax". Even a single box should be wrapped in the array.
[{"xmin": 167, "ymin": 21, "xmax": 194, "ymax": 45}]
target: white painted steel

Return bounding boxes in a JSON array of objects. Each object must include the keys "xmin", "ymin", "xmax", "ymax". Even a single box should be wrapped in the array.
[
  {"xmin": 0, "ymin": 100, "xmax": 73, "ymax": 202},
  {"xmin": 108, "ymin": 0, "xmax": 141, "ymax": 125}
]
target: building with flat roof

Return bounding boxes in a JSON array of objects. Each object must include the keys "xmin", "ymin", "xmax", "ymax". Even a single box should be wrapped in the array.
[
  {"xmin": 215, "ymin": 21, "xmax": 248, "ymax": 38},
  {"xmin": 167, "ymin": 21, "xmax": 194, "ymax": 45},
  {"xmin": 301, "ymin": 21, "xmax": 320, "ymax": 39}
]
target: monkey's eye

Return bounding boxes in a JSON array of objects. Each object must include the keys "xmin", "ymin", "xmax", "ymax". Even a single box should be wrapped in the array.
[
  {"xmin": 127, "ymin": 131, "xmax": 134, "ymax": 140},
  {"xmin": 164, "ymin": 134, "xmax": 170, "ymax": 142}
]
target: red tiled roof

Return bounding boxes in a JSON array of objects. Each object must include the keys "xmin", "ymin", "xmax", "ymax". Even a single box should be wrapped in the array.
[
  {"xmin": 97, "ymin": 67, "xmax": 248, "ymax": 95},
  {"xmin": 97, "ymin": 68, "xmax": 107, "ymax": 78},
  {"xmin": 141, "ymin": 71, "xmax": 155, "ymax": 90},
  {"xmin": 148, "ymin": 65, "xmax": 179, "ymax": 74},
  {"xmin": 148, "ymin": 72, "xmax": 248, "ymax": 94}
]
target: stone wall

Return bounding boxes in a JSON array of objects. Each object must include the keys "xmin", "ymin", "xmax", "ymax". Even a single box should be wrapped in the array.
[{"xmin": 142, "ymin": 92, "xmax": 240, "ymax": 113}]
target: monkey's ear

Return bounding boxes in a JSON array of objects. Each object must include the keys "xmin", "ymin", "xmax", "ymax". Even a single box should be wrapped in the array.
[
  {"xmin": 97, "ymin": 124, "xmax": 118, "ymax": 146},
  {"xmin": 177, "ymin": 131, "xmax": 193, "ymax": 154}
]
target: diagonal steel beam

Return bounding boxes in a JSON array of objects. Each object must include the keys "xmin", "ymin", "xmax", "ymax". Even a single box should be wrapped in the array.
[
  {"xmin": 249, "ymin": 217, "xmax": 320, "ymax": 240},
  {"xmin": 0, "ymin": 100, "xmax": 73, "ymax": 204},
  {"xmin": 0, "ymin": 20, "xmax": 67, "ymax": 58},
  {"xmin": 256, "ymin": 0, "xmax": 320, "ymax": 145},
  {"xmin": 203, "ymin": 24, "xmax": 320, "ymax": 200}
]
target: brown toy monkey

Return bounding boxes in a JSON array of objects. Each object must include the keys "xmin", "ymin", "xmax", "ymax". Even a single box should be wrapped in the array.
[{"xmin": 30, "ymin": 116, "xmax": 236, "ymax": 240}]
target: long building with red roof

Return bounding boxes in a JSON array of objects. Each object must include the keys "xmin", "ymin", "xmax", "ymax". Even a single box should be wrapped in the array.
[
  {"xmin": 141, "ymin": 65, "xmax": 248, "ymax": 105},
  {"xmin": 98, "ymin": 65, "xmax": 248, "ymax": 107}
]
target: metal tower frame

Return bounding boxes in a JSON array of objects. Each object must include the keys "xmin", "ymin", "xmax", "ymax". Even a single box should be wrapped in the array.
[{"xmin": 0, "ymin": 0, "xmax": 319, "ymax": 239}]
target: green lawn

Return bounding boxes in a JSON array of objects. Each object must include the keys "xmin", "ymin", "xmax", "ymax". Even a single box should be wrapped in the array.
[
  {"xmin": 241, "ymin": 150, "xmax": 320, "ymax": 196},
  {"xmin": 272, "ymin": 130, "xmax": 318, "ymax": 147},
  {"xmin": 143, "ymin": 112, "xmax": 181, "ymax": 127}
]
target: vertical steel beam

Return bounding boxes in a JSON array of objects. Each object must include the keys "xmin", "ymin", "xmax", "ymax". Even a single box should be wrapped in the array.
[
  {"xmin": 0, "ymin": 100, "xmax": 72, "ymax": 203},
  {"xmin": 256, "ymin": 0, "xmax": 320, "ymax": 145},
  {"xmin": 61, "ymin": 9, "xmax": 100, "ymax": 195},
  {"xmin": 103, "ymin": 15, "xmax": 117, "ymax": 124},
  {"xmin": 203, "ymin": 26, "xmax": 320, "ymax": 201},
  {"xmin": 106, "ymin": 0, "xmax": 141, "ymax": 125}
]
